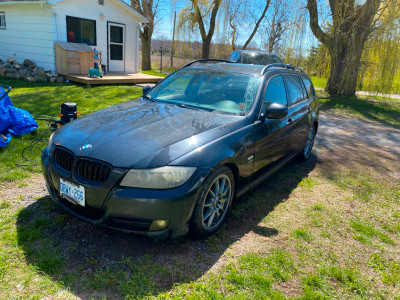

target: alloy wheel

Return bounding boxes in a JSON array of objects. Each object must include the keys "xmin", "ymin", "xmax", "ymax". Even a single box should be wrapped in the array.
[
  {"xmin": 202, "ymin": 174, "xmax": 232, "ymax": 230},
  {"xmin": 304, "ymin": 126, "xmax": 315, "ymax": 159}
]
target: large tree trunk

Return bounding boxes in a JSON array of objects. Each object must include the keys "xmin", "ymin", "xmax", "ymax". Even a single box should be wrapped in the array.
[
  {"xmin": 201, "ymin": 38, "xmax": 211, "ymax": 59},
  {"xmin": 141, "ymin": 35, "xmax": 152, "ymax": 71},
  {"xmin": 306, "ymin": 0, "xmax": 381, "ymax": 97},
  {"xmin": 326, "ymin": 39, "xmax": 365, "ymax": 96}
]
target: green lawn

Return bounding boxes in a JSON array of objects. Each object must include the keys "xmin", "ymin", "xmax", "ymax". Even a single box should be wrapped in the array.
[
  {"xmin": 0, "ymin": 78, "xmax": 400, "ymax": 299},
  {"xmin": 141, "ymin": 70, "xmax": 169, "ymax": 77},
  {"xmin": 310, "ymin": 76, "xmax": 328, "ymax": 89},
  {"xmin": 0, "ymin": 79, "xmax": 143, "ymax": 181}
]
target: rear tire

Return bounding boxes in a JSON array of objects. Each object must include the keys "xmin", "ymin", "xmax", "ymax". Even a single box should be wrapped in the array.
[
  {"xmin": 298, "ymin": 125, "xmax": 316, "ymax": 161},
  {"xmin": 190, "ymin": 166, "xmax": 235, "ymax": 238}
]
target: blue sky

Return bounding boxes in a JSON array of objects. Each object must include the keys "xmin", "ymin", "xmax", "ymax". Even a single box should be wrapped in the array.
[{"xmin": 146, "ymin": 0, "xmax": 320, "ymax": 52}]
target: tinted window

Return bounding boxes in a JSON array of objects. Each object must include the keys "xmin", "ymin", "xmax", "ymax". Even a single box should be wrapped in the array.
[
  {"xmin": 264, "ymin": 75, "xmax": 287, "ymax": 107},
  {"xmin": 0, "ymin": 12, "xmax": 6, "ymax": 29},
  {"xmin": 286, "ymin": 75, "xmax": 306, "ymax": 105},
  {"xmin": 242, "ymin": 53, "xmax": 280, "ymax": 65},
  {"xmin": 67, "ymin": 16, "xmax": 96, "ymax": 46},
  {"xmin": 229, "ymin": 51, "xmax": 239, "ymax": 62},
  {"xmin": 302, "ymin": 77, "xmax": 315, "ymax": 98}
]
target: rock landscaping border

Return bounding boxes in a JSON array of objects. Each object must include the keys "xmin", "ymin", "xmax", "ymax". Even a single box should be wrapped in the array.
[{"xmin": 0, "ymin": 57, "xmax": 65, "ymax": 83}]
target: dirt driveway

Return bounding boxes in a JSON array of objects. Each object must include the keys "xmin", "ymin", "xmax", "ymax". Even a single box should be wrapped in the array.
[{"xmin": 2, "ymin": 111, "xmax": 399, "ymax": 299}]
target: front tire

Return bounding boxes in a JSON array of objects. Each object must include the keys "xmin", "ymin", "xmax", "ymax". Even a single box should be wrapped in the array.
[
  {"xmin": 299, "ymin": 125, "xmax": 316, "ymax": 161},
  {"xmin": 191, "ymin": 166, "xmax": 235, "ymax": 238}
]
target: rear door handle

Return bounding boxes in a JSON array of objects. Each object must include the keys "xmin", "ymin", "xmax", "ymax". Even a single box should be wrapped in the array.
[
  {"xmin": 288, "ymin": 118, "xmax": 293, "ymax": 124},
  {"xmin": 307, "ymin": 107, "xmax": 311, "ymax": 112}
]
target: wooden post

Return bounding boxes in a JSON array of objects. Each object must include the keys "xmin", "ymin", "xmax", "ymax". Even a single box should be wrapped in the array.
[{"xmin": 170, "ymin": 11, "xmax": 176, "ymax": 69}]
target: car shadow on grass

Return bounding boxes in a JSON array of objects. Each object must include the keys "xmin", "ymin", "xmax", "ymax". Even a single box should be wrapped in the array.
[{"xmin": 16, "ymin": 155, "xmax": 317, "ymax": 299}]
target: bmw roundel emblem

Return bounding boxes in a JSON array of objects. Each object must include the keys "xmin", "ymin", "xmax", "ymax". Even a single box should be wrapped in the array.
[{"xmin": 80, "ymin": 144, "xmax": 92, "ymax": 151}]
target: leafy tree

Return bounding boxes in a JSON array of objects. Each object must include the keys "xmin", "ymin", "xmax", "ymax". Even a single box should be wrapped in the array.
[
  {"xmin": 242, "ymin": 0, "xmax": 272, "ymax": 50},
  {"xmin": 306, "ymin": 0, "xmax": 383, "ymax": 96},
  {"xmin": 178, "ymin": 0, "xmax": 222, "ymax": 59},
  {"xmin": 131, "ymin": 0, "xmax": 161, "ymax": 70}
]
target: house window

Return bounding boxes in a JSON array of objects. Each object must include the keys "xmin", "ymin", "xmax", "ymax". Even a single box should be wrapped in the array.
[
  {"xmin": 66, "ymin": 16, "xmax": 96, "ymax": 46},
  {"xmin": 0, "ymin": 12, "xmax": 6, "ymax": 29}
]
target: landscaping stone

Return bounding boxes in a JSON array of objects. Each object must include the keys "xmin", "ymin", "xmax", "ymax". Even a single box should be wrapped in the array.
[
  {"xmin": 25, "ymin": 76, "xmax": 36, "ymax": 83},
  {"xmin": 23, "ymin": 59, "xmax": 36, "ymax": 69},
  {"xmin": 4, "ymin": 68, "xmax": 17, "ymax": 75},
  {"xmin": 0, "ymin": 57, "xmax": 61, "ymax": 84},
  {"xmin": 6, "ymin": 73, "xmax": 21, "ymax": 80},
  {"xmin": 35, "ymin": 74, "xmax": 47, "ymax": 82}
]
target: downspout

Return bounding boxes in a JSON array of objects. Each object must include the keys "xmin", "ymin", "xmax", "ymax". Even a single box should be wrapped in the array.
[{"xmin": 41, "ymin": 3, "xmax": 58, "ymax": 41}]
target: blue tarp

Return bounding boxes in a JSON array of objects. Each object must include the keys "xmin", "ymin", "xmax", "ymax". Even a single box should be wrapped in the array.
[{"xmin": 0, "ymin": 86, "xmax": 38, "ymax": 147}]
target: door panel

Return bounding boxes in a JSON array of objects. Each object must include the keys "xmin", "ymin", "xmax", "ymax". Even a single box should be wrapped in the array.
[
  {"xmin": 253, "ymin": 75, "xmax": 291, "ymax": 175},
  {"xmin": 108, "ymin": 23, "xmax": 125, "ymax": 72},
  {"xmin": 285, "ymin": 75, "xmax": 311, "ymax": 153}
]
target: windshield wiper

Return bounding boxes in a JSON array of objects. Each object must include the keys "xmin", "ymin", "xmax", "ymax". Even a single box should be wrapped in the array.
[
  {"xmin": 175, "ymin": 104, "xmax": 199, "ymax": 110},
  {"xmin": 142, "ymin": 95, "xmax": 159, "ymax": 103}
]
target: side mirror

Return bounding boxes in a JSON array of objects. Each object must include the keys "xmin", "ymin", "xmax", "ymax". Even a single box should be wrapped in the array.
[
  {"xmin": 265, "ymin": 103, "xmax": 288, "ymax": 119},
  {"xmin": 142, "ymin": 85, "xmax": 152, "ymax": 95}
]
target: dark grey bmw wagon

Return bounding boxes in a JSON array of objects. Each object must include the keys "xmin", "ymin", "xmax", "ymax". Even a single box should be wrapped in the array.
[{"xmin": 41, "ymin": 60, "xmax": 319, "ymax": 239}]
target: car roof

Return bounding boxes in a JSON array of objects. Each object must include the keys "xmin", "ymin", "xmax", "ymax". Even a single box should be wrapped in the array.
[
  {"xmin": 190, "ymin": 62, "xmax": 266, "ymax": 76},
  {"xmin": 187, "ymin": 62, "xmax": 306, "ymax": 77},
  {"xmin": 234, "ymin": 50, "xmax": 279, "ymax": 55}
]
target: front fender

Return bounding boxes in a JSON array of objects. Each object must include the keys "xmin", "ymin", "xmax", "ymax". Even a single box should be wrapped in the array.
[{"xmin": 170, "ymin": 122, "xmax": 257, "ymax": 189}]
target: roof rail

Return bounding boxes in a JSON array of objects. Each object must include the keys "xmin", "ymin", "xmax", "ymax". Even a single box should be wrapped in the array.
[
  {"xmin": 261, "ymin": 63, "xmax": 305, "ymax": 75},
  {"xmin": 182, "ymin": 59, "xmax": 233, "ymax": 68}
]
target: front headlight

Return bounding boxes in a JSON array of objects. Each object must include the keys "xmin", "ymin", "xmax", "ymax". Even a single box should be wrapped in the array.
[{"xmin": 120, "ymin": 166, "xmax": 197, "ymax": 189}]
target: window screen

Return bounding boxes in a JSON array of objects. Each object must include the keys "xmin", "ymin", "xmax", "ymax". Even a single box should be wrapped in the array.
[
  {"xmin": 0, "ymin": 13, "xmax": 5, "ymax": 29},
  {"xmin": 66, "ymin": 16, "xmax": 96, "ymax": 46},
  {"xmin": 302, "ymin": 77, "xmax": 315, "ymax": 98},
  {"xmin": 286, "ymin": 75, "xmax": 306, "ymax": 105},
  {"xmin": 264, "ymin": 75, "xmax": 287, "ymax": 107}
]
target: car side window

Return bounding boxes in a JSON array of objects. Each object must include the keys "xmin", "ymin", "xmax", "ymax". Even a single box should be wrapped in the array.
[
  {"xmin": 264, "ymin": 75, "xmax": 287, "ymax": 107},
  {"xmin": 302, "ymin": 77, "xmax": 315, "ymax": 98},
  {"xmin": 229, "ymin": 51, "xmax": 236, "ymax": 61},
  {"xmin": 286, "ymin": 75, "xmax": 306, "ymax": 105}
]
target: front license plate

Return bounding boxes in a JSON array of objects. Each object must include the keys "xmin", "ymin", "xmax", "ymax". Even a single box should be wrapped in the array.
[{"xmin": 59, "ymin": 178, "xmax": 85, "ymax": 206}]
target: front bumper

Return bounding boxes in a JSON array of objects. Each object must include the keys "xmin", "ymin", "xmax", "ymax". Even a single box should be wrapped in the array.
[{"xmin": 41, "ymin": 146, "xmax": 209, "ymax": 239}]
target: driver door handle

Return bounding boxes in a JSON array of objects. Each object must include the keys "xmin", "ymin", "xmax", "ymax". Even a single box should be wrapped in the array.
[{"xmin": 287, "ymin": 118, "xmax": 293, "ymax": 124}]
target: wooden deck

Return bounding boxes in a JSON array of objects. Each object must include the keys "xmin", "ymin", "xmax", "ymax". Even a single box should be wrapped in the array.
[{"xmin": 64, "ymin": 72, "xmax": 164, "ymax": 87}]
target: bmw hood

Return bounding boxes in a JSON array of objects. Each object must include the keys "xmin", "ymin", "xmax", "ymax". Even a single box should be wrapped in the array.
[{"xmin": 51, "ymin": 99, "xmax": 246, "ymax": 168}]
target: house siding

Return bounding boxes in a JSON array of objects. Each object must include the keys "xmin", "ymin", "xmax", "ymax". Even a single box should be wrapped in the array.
[
  {"xmin": 0, "ymin": 4, "xmax": 55, "ymax": 71},
  {"xmin": 52, "ymin": 0, "xmax": 141, "ymax": 73}
]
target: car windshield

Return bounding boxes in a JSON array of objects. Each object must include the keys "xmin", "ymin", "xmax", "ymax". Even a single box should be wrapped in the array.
[
  {"xmin": 242, "ymin": 53, "xmax": 280, "ymax": 65},
  {"xmin": 147, "ymin": 67, "xmax": 261, "ymax": 115}
]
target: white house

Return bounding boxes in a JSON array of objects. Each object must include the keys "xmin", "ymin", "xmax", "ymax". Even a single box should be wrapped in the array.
[{"xmin": 0, "ymin": 0, "xmax": 148, "ymax": 73}]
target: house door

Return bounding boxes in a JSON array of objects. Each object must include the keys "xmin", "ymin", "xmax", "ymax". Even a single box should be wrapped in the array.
[{"xmin": 108, "ymin": 22, "xmax": 125, "ymax": 72}]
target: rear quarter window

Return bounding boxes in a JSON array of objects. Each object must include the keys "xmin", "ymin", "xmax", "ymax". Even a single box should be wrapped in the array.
[
  {"xmin": 302, "ymin": 77, "xmax": 315, "ymax": 98},
  {"xmin": 285, "ymin": 75, "xmax": 307, "ymax": 105}
]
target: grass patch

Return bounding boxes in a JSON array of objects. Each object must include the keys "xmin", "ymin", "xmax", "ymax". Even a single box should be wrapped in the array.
[
  {"xmin": 310, "ymin": 76, "xmax": 328, "ymax": 89},
  {"xmin": 292, "ymin": 228, "xmax": 313, "ymax": 242},
  {"xmin": 141, "ymin": 70, "xmax": 168, "ymax": 77},
  {"xmin": 0, "ymin": 79, "xmax": 142, "ymax": 181},
  {"xmin": 350, "ymin": 220, "xmax": 396, "ymax": 245},
  {"xmin": 319, "ymin": 93, "xmax": 400, "ymax": 128}
]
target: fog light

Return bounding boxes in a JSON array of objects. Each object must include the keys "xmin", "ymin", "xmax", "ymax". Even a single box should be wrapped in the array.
[{"xmin": 149, "ymin": 220, "xmax": 170, "ymax": 231}]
